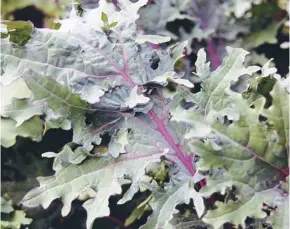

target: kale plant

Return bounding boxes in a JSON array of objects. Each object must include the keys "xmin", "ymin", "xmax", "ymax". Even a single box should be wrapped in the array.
[{"xmin": 1, "ymin": 0, "xmax": 289, "ymax": 228}]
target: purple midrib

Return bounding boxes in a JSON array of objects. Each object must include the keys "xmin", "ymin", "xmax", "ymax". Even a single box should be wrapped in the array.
[
  {"xmin": 124, "ymin": 70, "xmax": 195, "ymax": 174},
  {"xmin": 148, "ymin": 110, "xmax": 196, "ymax": 175},
  {"xmin": 117, "ymin": 62, "xmax": 195, "ymax": 174},
  {"xmin": 206, "ymin": 39, "xmax": 220, "ymax": 69},
  {"xmin": 123, "ymin": 73, "xmax": 195, "ymax": 174},
  {"xmin": 199, "ymin": 16, "xmax": 221, "ymax": 69},
  {"xmin": 87, "ymin": 29, "xmax": 196, "ymax": 175}
]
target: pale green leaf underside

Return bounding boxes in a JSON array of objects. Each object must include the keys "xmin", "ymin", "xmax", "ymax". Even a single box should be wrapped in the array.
[
  {"xmin": 1, "ymin": 117, "xmax": 44, "ymax": 148},
  {"xmin": 0, "ymin": 76, "xmax": 31, "ymax": 114},
  {"xmin": 2, "ymin": 98, "xmax": 44, "ymax": 127}
]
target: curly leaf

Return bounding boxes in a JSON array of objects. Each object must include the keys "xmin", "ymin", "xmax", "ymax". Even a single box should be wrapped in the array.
[
  {"xmin": 172, "ymin": 50, "xmax": 289, "ymax": 228},
  {"xmin": 140, "ymin": 177, "xmax": 204, "ymax": 229},
  {"xmin": 194, "ymin": 47, "xmax": 260, "ymax": 112},
  {"xmin": 21, "ymin": 149, "xmax": 166, "ymax": 229},
  {"xmin": 201, "ymin": 181, "xmax": 281, "ymax": 229}
]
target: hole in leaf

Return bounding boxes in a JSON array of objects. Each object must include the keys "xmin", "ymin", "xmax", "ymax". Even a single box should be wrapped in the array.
[
  {"xmin": 167, "ymin": 81, "xmax": 177, "ymax": 92},
  {"xmin": 259, "ymin": 115, "xmax": 268, "ymax": 122},
  {"xmin": 166, "ymin": 19, "xmax": 195, "ymax": 36},
  {"xmin": 191, "ymin": 82, "xmax": 202, "ymax": 93},
  {"xmin": 245, "ymin": 217, "xmax": 256, "ymax": 227},
  {"xmin": 224, "ymin": 116, "xmax": 233, "ymax": 125},
  {"xmin": 90, "ymin": 133, "xmax": 111, "ymax": 156},
  {"xmin": 13, "ymin": 6, "xmax": 45, "ymax": 28},
  {"xmin": 100, "ymin": 133, "xmax": 111, "ymax": 145},
  {"xmin": 175, "ymin": 199, "xmax": 195, "ymax": 215},
  {"xmin": 193, "ymin": 155, "xmax": 201, "ymax": 163},
  {"xmin": 150, "ymin": 52, "xmax": 160, "ymax": 70},
  {"xmin": 230, "ymin": 75, "xmax": 250, "ymax": 93},
  {"xmin": 245, "ymin": 217, "xmax": 273, "ymax": 229},
  {"xmin": 223, "ymin": 222, "xmax": 236, "ymax": 229},
  {"xmin": 84, "ymin": 115, "xmax": 92, "ymax": 126},
  {"xmin": 203, "ymin": 194, "xmax": 218, "ymax": 210},
  {"xmin": 182, "ymin": 100, "xmax": 195, "ymax": 110}
]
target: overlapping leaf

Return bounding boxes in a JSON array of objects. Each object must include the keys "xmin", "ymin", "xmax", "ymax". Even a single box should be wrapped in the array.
[
  {"xmin": 171, "ymin": 50, "xmax": 289, "ymax": 228},
  {"xmin": 1, "ymin": 0, "xmax": 288, "ymax": 229},
  {"xmin": 140, "ymin": 175, "xmax": 204, "ymax": 229},
  {"xmin": 193, "ymin": 47, "xmax": 260, "ymax": 112},
  {"xmin": 22, "ymin": 145, "xmax": 165, "ymax": 229},
  {"xmin": 0, "ymin": 0, "xmax": 190, "ymax": 149},
  {"xmin": 1, "ymin": 1, "xmax": 205, "ymax": 228}
]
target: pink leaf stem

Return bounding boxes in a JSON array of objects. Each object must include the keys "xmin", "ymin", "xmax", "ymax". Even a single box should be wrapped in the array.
[
  {"xmin": 206, "ymin": 39, "xmax": 220, "ymax": 70},
  {"xmin": 199, "ymin": 20, "xmax": 221, "ymax": 70},
  {"xmin": 148, "ymin": 110, "xmax": 196, "ymax": 175},
  {"xmin": 115, "ymin": 35, "xmax": 196, "ymax": 175}
]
